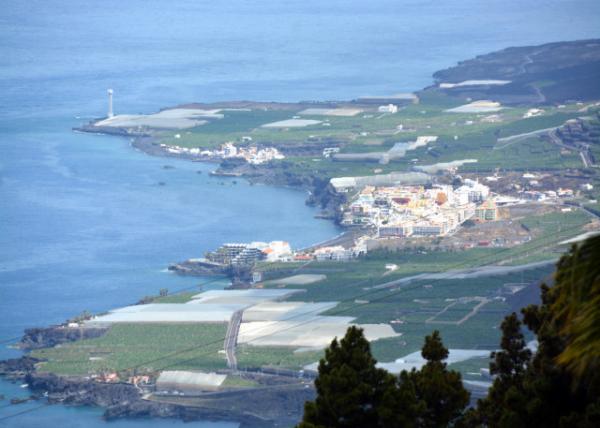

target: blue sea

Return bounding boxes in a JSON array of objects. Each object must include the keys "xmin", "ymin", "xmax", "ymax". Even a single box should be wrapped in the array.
[{"xmin": 1, "ymin": 0, "xmax": 599, "ymax": 426}]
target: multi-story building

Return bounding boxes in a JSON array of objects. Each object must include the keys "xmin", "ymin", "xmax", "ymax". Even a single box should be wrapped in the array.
[
  {"xmin": 345, "ymin": 182, "xmax": 488, "ymax": 239},
  {"xmin": 378, "ymin": 222, "xmax": 414, "ymax": 237},
  {"xmin": 474, "ymin": 199, "xmax": 498, "ymax": 221}
]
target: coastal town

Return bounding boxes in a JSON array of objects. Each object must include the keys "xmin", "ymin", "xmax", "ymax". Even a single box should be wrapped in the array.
[
  {"xmin": 170, "ymin": 168, "xmax": 599, "ymax": 283},
  {"xmin": 3, "ymin": 33, "xmax": 600, "ymax": 428}
]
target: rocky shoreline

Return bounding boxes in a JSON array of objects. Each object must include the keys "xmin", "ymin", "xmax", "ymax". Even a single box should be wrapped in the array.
[
  {"xmin": 0, "ymin": 325, "xmax": 313, "ymax": 426},
  {"xmin": 0, "ymin": 356, "xmax": 313, "ymax": 427},
  {"xmin": 18, "ymin": 326, "xmax": 109, "ymax": 350},
  {"xmin": 129, "ymin": 136, "xmax": 346, "ymax": 219}
]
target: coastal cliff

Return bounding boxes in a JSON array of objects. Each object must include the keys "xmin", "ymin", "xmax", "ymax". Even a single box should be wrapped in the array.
[
  {"xmin": 19, "ymin": 326, "xmax": 109, "ymax": 350},
  {"xmin": 1, "ymin": 363, "xmax": 313, "ymax": 428}
]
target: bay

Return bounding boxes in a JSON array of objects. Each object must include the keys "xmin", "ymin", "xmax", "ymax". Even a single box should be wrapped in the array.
[{"xmin": 1, "ymin": 0, "xmax": 599, "ymax": 426}]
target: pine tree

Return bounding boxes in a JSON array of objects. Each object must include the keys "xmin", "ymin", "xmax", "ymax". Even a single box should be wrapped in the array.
[
  {"xmin": 412, "ymin": 331, "xmax": 470, "ymax": 428},
  {"xmin": 550, "ymin": 235, "xmax": 600, "ymax": 376},
  {"xmin": 464, "ymin": 235, "xmax": 600, "ymax": 428},
  {"xmin": 298, "ymin": 326, "xmax": 395, "ymax": 428},
  {"xmin": 378, "ymin": 369, "xmax": 425, "ymax": 428},
  {"xmin": 470, "ymin": 313, "xmax": 531, "ymax": 427}
]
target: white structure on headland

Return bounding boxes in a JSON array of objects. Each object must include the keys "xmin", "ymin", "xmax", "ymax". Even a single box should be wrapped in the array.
[
  {"xmin": 378, "ymin": 104, "xmax": 399, "ymax": 114},
  {"xmin": 107, "ymin": 89, "xmax": 114, "ymax": 118}
]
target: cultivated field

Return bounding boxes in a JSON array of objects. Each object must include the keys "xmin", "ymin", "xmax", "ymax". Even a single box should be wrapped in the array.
[{"xmin": 31, "ymin": 323, "xmax": 229, "ymax": 375}]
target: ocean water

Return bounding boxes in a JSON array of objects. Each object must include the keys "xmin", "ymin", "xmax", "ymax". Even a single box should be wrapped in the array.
[{"xmin": 1, "ymin": 0, "xmax": 599, "ymax": 426}]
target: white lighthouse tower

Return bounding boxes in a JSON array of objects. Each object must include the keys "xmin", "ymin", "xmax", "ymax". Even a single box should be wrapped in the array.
[{"xmin": 107, "ymin": 89, "xmax": 114, "ymax": 118}]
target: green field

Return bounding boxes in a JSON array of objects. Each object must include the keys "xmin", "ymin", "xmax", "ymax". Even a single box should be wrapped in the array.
[
  {"xmin": 248, "ymin": 208, "xmax": 593, "ymax": 369},
  {"xmin": 31, "ymin": 323, "xmax": 228, "ymax": 375},
  {"xmin": 151, "ymin": 291, "xmax": 197, "ymax": 304},
  {"xmin": 258, "ymin": 209, "xmax": 591, "ymax": 304},
  {"xmin": 240, "ymin": 265, "xmax": 534, "ymax": 371},
  {"xmin": 29, "ymin": 206, "xmax": 594, "ymax": 378},
  {"xmin": 237, "ymin": 345, "xmax": 324, "ymax": 370},
  {"xmin": 157, "ymin": 98, "xmax": 589, "ymax": 177},
  {"xmin": 221, "ymin": 374, "xmax": 260, "ymax": 388}
]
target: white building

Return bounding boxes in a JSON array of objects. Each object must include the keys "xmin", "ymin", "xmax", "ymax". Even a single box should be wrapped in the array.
[
  {"xmin": 313, "ymin": 246, "xmax": 354, "ymax": 261},
  {"xmin": 261, "ymin": 241, "xmax": 293, "ymax": 262},
  {"xmin": 323, "ymin": 147, "xmax": 340, "ymax": 158},
  {"xmin": 379, "ymin": 222, "xmax": 413, "ymax": 237},
  {"xmin": 378, "ymin": 104, "xmax": 399, "ymax": 114},
  {"xmin": 457, "ymin": 179, "xmax": 489, "ymax": 203}
]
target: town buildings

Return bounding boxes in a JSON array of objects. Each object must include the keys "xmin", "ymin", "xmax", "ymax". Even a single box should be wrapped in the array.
[
  {"xmin": 474, "ymin": 199, "xmax": 498, "ymax": 221},
  {"xmin": 160, "ymin": 142, "xmax": 284, "ymax": 165},
  {"xmin": 342, "ymin": 181, "xmax": 494, "ymax": 238}
]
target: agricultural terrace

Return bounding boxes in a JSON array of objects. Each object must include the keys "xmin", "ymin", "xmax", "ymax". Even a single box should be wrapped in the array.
[
  {"xmin": 31, "ymin": 323, "xmax": 228, "ymax": 375},
  {"xmin": 248, "ymin": 208, "xmax": 594, "ymax": 373},
  {"xmin": 29, "ymin": 209, "xmax": 595, "ymax": 380},
  {"xmin": 156, "ymin": 93, "xmax": 595, "ymax": 177}
]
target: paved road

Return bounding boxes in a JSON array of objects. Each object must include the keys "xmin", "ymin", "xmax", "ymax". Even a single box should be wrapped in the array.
[
  {"xmin": 547, "ymin": 129, "xmax": 595, "ymax": 168},
  {"xmin": 495, "ymin": 126, "xmax": 557, "ymax": 147},
  {"xmin": 496, "ymin": 124, "xmax": 596, "ymax": 168},
  {"xmin": 372, "ymin": 260, "xmax": 554, "ymax": 291},
  {"xmin": 224, "ymin": 310, "xmax": 243, "ymax": 371}
]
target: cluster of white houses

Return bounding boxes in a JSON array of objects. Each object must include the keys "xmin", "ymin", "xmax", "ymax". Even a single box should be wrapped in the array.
[
  {"xmin": 342, "ymin": 180, "xmax": 497, "ymax": 238},
  {"xmin": 160, "ymin": 142, "xmax": 284, "ymax": 165}
]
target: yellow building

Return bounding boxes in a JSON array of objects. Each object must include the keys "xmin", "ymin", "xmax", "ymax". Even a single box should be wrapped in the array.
[{"xmin": 475, "ymin": 199, "xmax": 498, "ymax": 221}]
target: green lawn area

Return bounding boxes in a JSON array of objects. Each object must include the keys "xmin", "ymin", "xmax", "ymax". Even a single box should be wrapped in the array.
[
  {"xmin": 236, "ymin": 345, "xmax": 323, "ymax": 370},
  {"xmin": 428, "ymin": 299, "xmax": 483, "ymax": 323},
  {"xmin": 151, "ymin": 291, "xmax": 197, "ymax": 304},
  {"xmin": 31, "ymin": 323, "xmax": 228, "ymax": 375},
  {"xmin": 222, "ymin": 375, "xmax": 260, "ymax": 388}
]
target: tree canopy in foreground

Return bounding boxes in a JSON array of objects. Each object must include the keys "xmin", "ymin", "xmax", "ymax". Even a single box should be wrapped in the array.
[
  {"xmin": 298, "ymin": 235, "xmax": 600, "ymax": 427},
  {"xmin": 297, "ymin": 327, "xmax": 469, "ymax": 428}
]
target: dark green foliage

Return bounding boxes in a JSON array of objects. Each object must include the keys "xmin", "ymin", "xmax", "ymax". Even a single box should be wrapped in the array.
[
  {"xmin": 421, "ymin": 331, "xmax": 449, "ymax": 363},
  {"xmin": 411, "ymin": 331, "xmax": 470, "ymax": 428},
  {"xmin": 550, "ymin": 235, "xmax": 600, "ymax": 374},
  {"xmin": 490, "ymin": 314, "xmax": 531, "ymax": 381},
  {"xmin": 298, "ymin": 328, "xmax": 469, "ymax": 428},
  {"xmin": 466, "ymin": 314, "xmax": 531, "ymax": 427},
  {"xmin": 299, "ymin": 237, "xmax": 600, "ymax": 428},
  {"xmin": 298, "ymin": 326, "xmax": 395, "ymax": 428},
  {"xmin": 378, "ymin": 370, "xmax": 424, "ymax": 428},
  {"xmin": 465, "ymin": 236, "xmax": 600, "ymax": 428}
]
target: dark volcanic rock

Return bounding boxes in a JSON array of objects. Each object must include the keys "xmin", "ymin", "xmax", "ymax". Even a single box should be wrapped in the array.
[
  {"xmin": 104, "ymin": 401, "xmax": 271, "ymax": 427},
  {"xmin": 429, "ymin": 39, "xmax": 600, "ymax": 104},
  {"xmin": 0, "ymin": 356, "xmax": 39, "ymax": 375},
  {"xmin": 20, "ymin": 326, "xmax": 108, "ymax": 350},
  {"xmin": 26, "ymin": 373, "xmax": 140, "ymax": 407}
]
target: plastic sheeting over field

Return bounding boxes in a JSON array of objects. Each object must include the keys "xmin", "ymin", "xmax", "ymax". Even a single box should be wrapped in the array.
[
  {"xmin": 376, "ymin": 349, "xmax": 492, "ymax": 373},
  {"xmin": 86, "ymin": 289, "xmax": 304, "ymax": 325},
  {"xmin": 239, "ymin": 318, "xmax": 399, "ymax": 348},
  {"xmin": 86, "ymin": 303, "xmax": 244, "ymax": 324},
  {"xmin": 87, "ymin": 287, "xmax": 399, "ymax": 352},
  {"xmin": 156, "ymin": 370, "xmax": 226, "ymax": 392},
  {"xmin": 95, "ymin": 108, "xmax": 223, "ymax": 129}
]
